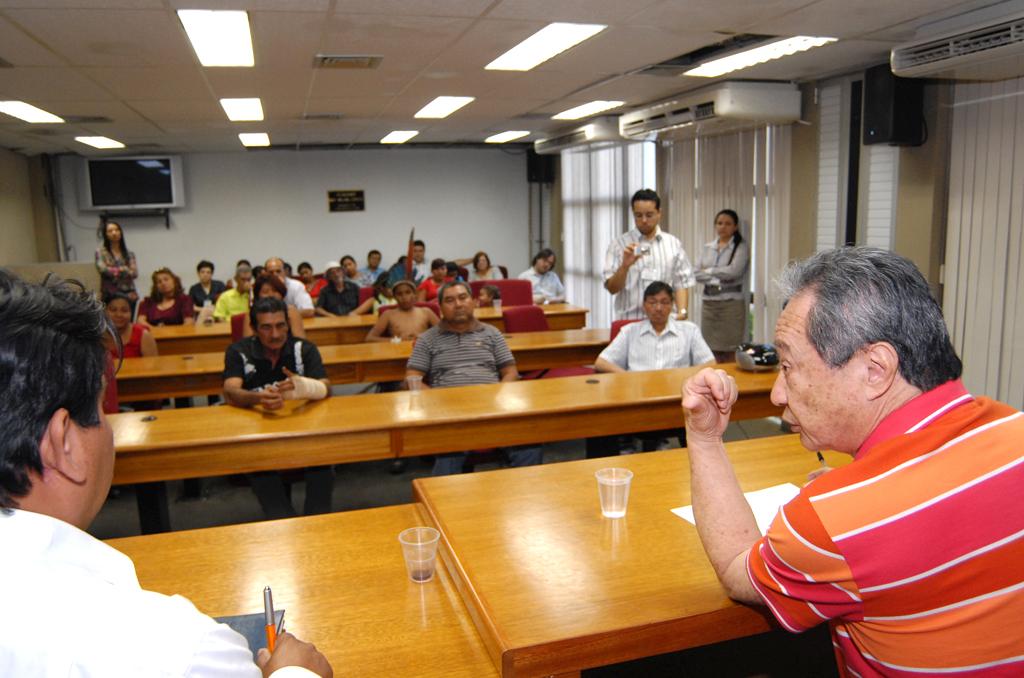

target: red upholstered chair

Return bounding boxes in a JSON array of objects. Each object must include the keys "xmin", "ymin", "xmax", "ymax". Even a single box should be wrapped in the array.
[
  {"xmin": 358, "ymin": 286, "xmax": 374, "ymax": 305},
  {"xmin": 610, "ymin": 318, "xmax": 642, "ymax": 342},
  {"xmin": 498, "ymin": 265, "xmax": 509, "ymax": 279},
  {"xmin": 457, "ymin": 266, "xmax": 470, "ymax": 281},
  {"xmin": 501, "ymin": 305, "xmax": 549, "ymax": 333},
  {"xmin": 469, "ymin": 279, "xmax": 532, "ymax": 306},
  {"xmin": 230, "ymin": 313, "xmax": 246, "ymax": 342}
]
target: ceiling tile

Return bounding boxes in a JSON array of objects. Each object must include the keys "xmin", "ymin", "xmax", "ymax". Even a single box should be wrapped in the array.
[
  {"xmin": 165, "ymin": 0, "xmax": 330, "ymax": 9},
  {"xmin": 0, "ymin": 16, "xmax": 65, "ymax": 66},
  {"xmin": 126, "ymin": 99, "xmax": 223, "ymax": 123},
  {"xmin": 748, "ymin": 0, "xmax": 979, "ymax": 39},
  {"xmin": 333, "ymin": 0, "xmax": 492, "ymax": 18},
  {"xmin": 308, "ymin": 69, "xmax": 418, "ymax": 98},
  {"xmin": 489, "ymin": 0, "xmax": 663, "ymax": 23},
  {"xmin": 83, "ymin": 66, "xmax": 210, "ymax": 100},
  {"xmin": 626, "ymin": 0, "xmax": 813, "ymax": 33},
  {"xmin": 249, "ymin": 10, "xmax": 327, "ymax": 70},
  {"xmin": 204, "ymin": 67, "xmax": 314, "ymax": 101},
  {"xmin": 3, "ymin": 8, "xmax": 196, "ymax": 67},
  {"xmin": 0, "ymin": 66, "xmax": 113, "ymax": 101},
  {"xmin": 303, "ymin": 96, "xmax": 394, "ymax": 118}
]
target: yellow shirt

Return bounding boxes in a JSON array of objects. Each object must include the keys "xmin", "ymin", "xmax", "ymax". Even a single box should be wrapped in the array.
[{"xmin": 213, "ymin": 287, "xmax": 249, "ymax": 321}]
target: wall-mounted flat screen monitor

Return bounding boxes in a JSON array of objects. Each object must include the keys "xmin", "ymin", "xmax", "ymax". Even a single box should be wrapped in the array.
[{"xmin": 78, "ymin": 156, "xmax": 185, "ymax": 211}]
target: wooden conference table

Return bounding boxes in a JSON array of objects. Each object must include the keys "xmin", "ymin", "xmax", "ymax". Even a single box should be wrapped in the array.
[
  {"xmin": 108, "ymin": 436, "xmax": 846, "ymax": 677},
  {"xmin": 110, "ymin": 364, "xmax": 781, "ymax": 486},
  {"xmin": 150, "ymin": 304, "xmax": 589, "ymax": 355},
  {"xmin": 116, "ymin": 328, "xmax": 610, "ymax": 402},
  {"xmin": 108, "ymin": 504, "xmax": 499, "ymax": 678}
]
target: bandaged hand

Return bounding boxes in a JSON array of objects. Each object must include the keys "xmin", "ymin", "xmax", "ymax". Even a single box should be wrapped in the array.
[{"xmin": 281, "ymin": 367, "xmax": 328, "ymax": 401}]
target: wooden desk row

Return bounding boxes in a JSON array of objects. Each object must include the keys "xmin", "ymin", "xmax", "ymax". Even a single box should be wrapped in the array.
[
  {"xmin": 149, "ymin": 304, "xmax": 589, "ymax": 355},
  {"xmin": 110, "ymin": 364, "xmax": 781, "ymax": 486},
  {"xmin": 110, "ymin": 436, "xmax": 846, "ymax": 677},
  {"xmin": 116, "ymin": 328, "xmax": 610, "ymax": 402}
]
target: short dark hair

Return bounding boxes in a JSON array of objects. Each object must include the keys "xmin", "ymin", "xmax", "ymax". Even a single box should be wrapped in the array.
[
  {"xmin": 438, "ymin": 280, "xmax": 471, "ymax": 302},
  {"xmin": 776, "ymin": 246, "xmax": 962, "ymax": 391},
  {"xmin": 297, "ymin": 261, "xmax": 313, "ymax": 273},
  {"xmin": 253, "ymin": 272, "xmax": 287, "ymax": 299},
  {"xmin": 341, "ymin": 255, "xmax": 356, "ymax": 266},
  {"xmin": 197, "ymin": 260, "xmax": 215, "ymax": 273},
  {"xmin": 413, "ymin": 240, "xmax": 426, "ymax": 249},
  {"xmin": 252, "ymin": 265, "xmax": 265, "ymax": 279},
  {"xmin": 368, "ymin": 249, "xmax": 382, "ymax": 259},
  {"xmin": 283, "ymin": 262, "xmax": 293, "ymax": 275},
  {"xmin": 479, "ymin": 284, "xmax": 501, "ymax": 300},
  {"xmin": 249, "ymin": 296, "xmax": 288, "ymax": 331},
  {"xmin": 236, "ymin": 258, "xmax": 251, "ymax": 268},
  {"xmin": 643, "ymin": 281, "xmax": 673, "ymax": 301},
  {"xmin": 431, "ymin": 258, "xmax": 446, "ymax": 270},
  {"xmin": 631, "ymin": 188, "xmax": 660, "ymax": 210},
  {"xmin": 532, "ymin": 248, "xmax": 556, "ymax": 266},
  {"xmin": 0, "ymin": 271, "xmax": 112, "ymax": 510}
]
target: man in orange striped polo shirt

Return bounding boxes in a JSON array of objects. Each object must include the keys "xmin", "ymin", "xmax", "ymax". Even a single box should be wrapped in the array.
[{"xmin": 682, "ymin": 247, "xmax": 1023, "ymax": 677}]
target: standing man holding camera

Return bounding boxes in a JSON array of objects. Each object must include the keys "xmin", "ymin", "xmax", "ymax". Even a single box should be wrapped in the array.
[{"xmin": 603, "ymin": 188, "xmax": 695, "ymax": 321}]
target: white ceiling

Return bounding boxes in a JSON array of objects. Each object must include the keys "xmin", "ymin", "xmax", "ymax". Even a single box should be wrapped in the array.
[{"xmin": 0, "ymin": 0, "xmax": 996, "ymax": 155}]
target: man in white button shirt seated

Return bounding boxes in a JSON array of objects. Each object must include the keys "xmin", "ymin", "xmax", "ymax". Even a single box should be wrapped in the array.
[
  {"xmin": 595, "ymin": 281, "xmax": 714, "ymax": 373},
  {"xmin": 265, "ymin": 257, "xmax": 315, "ymax": 318},
  {"xmin": 0, "ymin": 270, "xmax": 332, "ymax": 678},
  {"xmin": 588, "ymin": 281, "xmax": 714, "ymax": 458}
]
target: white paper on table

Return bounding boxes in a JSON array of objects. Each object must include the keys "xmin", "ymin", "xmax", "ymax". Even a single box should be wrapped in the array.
[{"xmin": 671, "ymin": 483, "xmax": 801, "ymax": 536}]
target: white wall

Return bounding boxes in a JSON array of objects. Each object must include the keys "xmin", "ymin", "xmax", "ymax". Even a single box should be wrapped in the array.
[
  {"xmin": 56, "ymin": 147, "xmax": 530, "ymax": 287},
  {"xmin": 0, "ymin": 147, "xmax": 38, "ymax": 265}
]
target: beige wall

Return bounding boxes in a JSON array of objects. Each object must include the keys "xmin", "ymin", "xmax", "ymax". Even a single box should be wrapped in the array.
[
  {"xmin": 789, "ymin": 84, "xmax": 821, "ymax": 262},
  {"xmin": 0, "ymin": 147, "xmax": 38, "ymax": 265},
  {"xmin": 894, "ymin": 82, "xmax": 951, "ymax": 293}
]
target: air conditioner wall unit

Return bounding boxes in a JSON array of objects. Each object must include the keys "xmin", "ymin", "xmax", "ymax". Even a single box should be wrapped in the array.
[
  {"xmin": 533, "ymin": 116, "xmax": 625, "ymax": 155},
  {"xmin": 891, "ymin": 5, "xmax": 1024, "ymax": 80},
  {"xmin": 618, "ymin": 81, "xmax": 801, "ymax": 142}
]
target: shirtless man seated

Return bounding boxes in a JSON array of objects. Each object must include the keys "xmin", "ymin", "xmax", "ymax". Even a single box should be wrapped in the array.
[{"xmin": 366, "ymin": 279, "xmax": 439, "ymax": 342}]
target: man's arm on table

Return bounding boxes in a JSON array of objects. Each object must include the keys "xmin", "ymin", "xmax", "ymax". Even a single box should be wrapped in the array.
[
  {"xmin": 223, "ymin": 376, "xmax": 285, "ymax": 410},
  {"xmin": 681, "ymin": 367, "xmax": 762, "ymax": 604},
  {"xmin": 498, "ymin": 363, "xmax": 519, "ymax": 382}
]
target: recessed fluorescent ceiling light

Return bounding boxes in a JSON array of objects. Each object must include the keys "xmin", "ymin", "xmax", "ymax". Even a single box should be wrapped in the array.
[
  {"xmin": 486, "ymin": 22, "xmax": 606, "ymax": 71},
  {"xmin": 75, "ymin": 136, "xmax": 124, "ymax": 149},
  {"xmin": 239, "ymin": 133, "xmax": 270, "ymax": 147},
  {"xmin": 0, "ymin": 101, "xmax": 64, "ymax": 123},
  {"xmin": 683, "ymin": 36, "xmax": 837, "ymax": 77},
  {"xmin": 414, "ymin": 96, "xmax": 475, "ymax": 119},
  {"xmin": 485, "ymin": 131, "xmax": 530, "ymax": 143},
  {"xmin": 380, "ymin": 130, "xmax": 419, "ymax": 144},
  {"xmin": 136, "ymin": 160, "xmax": 164, "ymax": 168},
  {"xmin": 178, "ymin": 10, "xmax": 254, "ymax": 67},
  {"xmin": 220, "ymin": 98, "xmax": 264, "ymax": 121},
  {"xmin": 552, "ymin": 100, "xmax": 624, "ymax": 120}
]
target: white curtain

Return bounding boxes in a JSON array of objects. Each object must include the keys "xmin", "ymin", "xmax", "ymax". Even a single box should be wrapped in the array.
[
  {"xmin": 945, "ymin": 77, "xmax": 1024, "ymax": 409},
  {"xmin": 560, "ymin": 141, "xmax": 656, "ymax": 329},
  {"xmin": 664, "ymin": 126, "xmax": 792, "ymax": 343}
]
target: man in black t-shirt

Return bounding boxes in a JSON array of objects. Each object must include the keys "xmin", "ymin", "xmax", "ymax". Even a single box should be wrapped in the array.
[{"xmin": 222, "ymin": 297, "xmax": 334, "ymax": 518}]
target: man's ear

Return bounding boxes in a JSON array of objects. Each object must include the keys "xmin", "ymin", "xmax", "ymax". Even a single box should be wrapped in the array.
[
  {"xmin": 861, "ymin": 341, "xmax": 901, "ymax": 401},
  {"xmin": 38, "ymin": 408, "xmax": 88, "ymax": 485}
]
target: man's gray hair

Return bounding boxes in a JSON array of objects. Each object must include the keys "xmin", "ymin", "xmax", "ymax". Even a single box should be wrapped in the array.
[
  {"xmin": 775, "ymin": 246, "xmax": 961, "ymax": 391},
  {"xmin": 235, "ymin": 263, "xmax": 252, "ymax": 277},
  {"xmin": 437, "ymin": 280, "xmax": 472, "ymax": 302}
]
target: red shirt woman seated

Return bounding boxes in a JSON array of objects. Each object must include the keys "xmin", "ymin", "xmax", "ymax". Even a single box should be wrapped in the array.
[{"xmin": 137, "ymin": 267, "xmax": 194, "ymax": 328}]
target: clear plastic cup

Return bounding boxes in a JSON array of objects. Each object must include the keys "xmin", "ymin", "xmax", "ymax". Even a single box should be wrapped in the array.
[
  {"xmin": 595, "ymin": 468, "xmax": 633, "ymax": 518},
  {"xmin": 406, "ymin": 375, "xmax": 423, "ymax": 392},
  {"xmin": 398, "ymin": 527, "xmax": 440, "ymax": 583},
  {"xmin": 493, "ymin": 299, "xmax": 502, "ymax": 313}
]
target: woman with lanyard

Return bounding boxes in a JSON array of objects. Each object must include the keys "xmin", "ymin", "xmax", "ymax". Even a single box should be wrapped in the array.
[{"xmin": 694, "ymin": 209, "xmax": 750, "ymax": 363}]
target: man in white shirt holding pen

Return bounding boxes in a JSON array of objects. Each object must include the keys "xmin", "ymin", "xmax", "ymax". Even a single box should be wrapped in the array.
[
  {"xmin": 0, "ymin": 271, "xmax": 331, "ymax": 678},
  {"xmin": 603, "ymin": 188, "xmax": 695, "ymax": 320}
]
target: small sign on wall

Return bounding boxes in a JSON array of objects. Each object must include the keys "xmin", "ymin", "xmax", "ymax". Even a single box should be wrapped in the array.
[{"xmin": 328, "ymin": 190, "xmax": 365, "ymax": 212}]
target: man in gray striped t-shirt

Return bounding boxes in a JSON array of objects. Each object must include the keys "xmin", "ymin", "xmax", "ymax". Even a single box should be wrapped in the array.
[
  {"xmin": 604, "ymin": 188, "xmax": 695, "ymax": 321},
  {"xmin": 407, "ymin": 281, "xmax": 543, "ymax": 475}
]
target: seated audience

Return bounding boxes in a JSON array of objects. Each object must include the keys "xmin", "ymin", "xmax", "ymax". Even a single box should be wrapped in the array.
[
  {"xmin": 252, "ymin": 264, "xmax": 265, "ymax": 279},
  {"xmin": 417, "ymin": 258, "xmax": 449, "ymax": 302},
  {"xmin": 411, "ymin": 239, "xmax": 429, "ymax": 283},
  {"xmin": 467, "ymin": 251, "xmax": 502, "ymax": 281},
  {"xmin": 283, "ymin": 262, "xmax": 293, "ymax": 278},
  {"xmin": 682, "ymin": 247, "xmax": 1024, "ymax": 677},
  {"xmin": 0, "ymin": 271, "xmax": 332, "ymax": 677},
  {"xmin": 298, "ymin": 261, "xmax": 327, "ymax": 300},
  {"xmin": 137, "ymin": 267, "xmax": 194, "ymax": 328},
  {"xmin": 315, "ymin": 261, "xmax": 360, "ymax": 317},
  {"xmin": 366, "ymin": 280, "xmax": 439, "ymax": 342},
  {"xmin": 243, "ymin": 274, "xmax": 306, "ymax": 339},
  {"xmin": 340, "ymin": 255, "xmax": 360, "ymax": 283},
  {"xmin": 357, "ymin": 249, "xmax": 386, "ymax": 287},
  {"xmin": 213, "ymin": 264, "xmax": 253, "ymax": 321},
  {"xmin": 406, "ymin": 281, "xmax": 542, "ymax": 476},
  {"xmin": 264, "ymin": 257, "xmax": 313, "ymax": 317},
  {"xmin": 224, "ymin": 258, "xmax": 251, "ymax": 290},
  {"xmin": 188, "ymin": 259, "xmax": 226, "ymax": 311},
  {"xmin": 519, "ymin": 248, "xmax": 566, "ymax": 304},
  {"xmin": 352, "ymin": 274, "xmax": 396, "ymax": 315},
  {"xmin": 106, "ymin": 293, "xmax": 157, "ymax": 358},
  {"xmin": 224, "ymin": 297, "xmax": 333, "ymax": 520},
  {"xmin": 477, "ymin": 284, "xmax": 501, "ymax": 308},
  {"xmin": 446, "ymin": 261, "xmax": 463, "ymax": 282},
  {"xmin": 595, "ymin": 282, "xmax": 714, "ymax": 373}
]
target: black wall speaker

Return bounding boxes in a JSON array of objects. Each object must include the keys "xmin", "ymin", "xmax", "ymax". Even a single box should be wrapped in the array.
[
  {"xmin": 863, "ymin": 63, "xmax": 924, "ymax": 146},
  {"xmin": 527, "ymin": 149, "xmax": 555, "ymax": 183}
]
